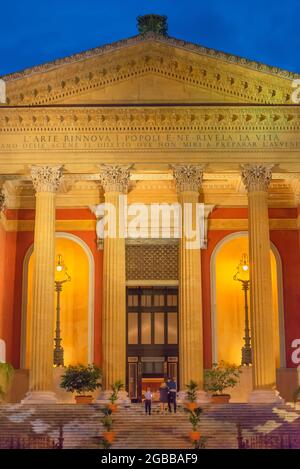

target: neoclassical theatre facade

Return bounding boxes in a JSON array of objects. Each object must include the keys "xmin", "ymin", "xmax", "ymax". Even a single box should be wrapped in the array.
[{"xmin": 0, "ymin": 17, "xmax": 300, "ymax": 403}]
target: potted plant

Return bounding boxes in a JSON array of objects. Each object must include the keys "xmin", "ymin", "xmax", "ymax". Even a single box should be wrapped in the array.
[
  {"xmin": 204, "ymin": 361, "xmax": 241, "ymax": 404},
  {"xmin": 0, "ymin": 362, "xmax": 14, "ymax": 403},
  {"xmin": 188, "ymin": 407, "xmax": 203, "ymax": 445},
  {"xmin": 107, "ymin": 380, "xmax": 124, "ymax": 412},
  {"xmin": 100, "ymin": 406, "xmax": 115, "ymax": 445},
  {"xmin": 60, "ymin": 364, "xmax": 101, "ymax": 404},
  {"xmin": 185, "ymin": 380, "xmax": 199, "ymax": 411}
]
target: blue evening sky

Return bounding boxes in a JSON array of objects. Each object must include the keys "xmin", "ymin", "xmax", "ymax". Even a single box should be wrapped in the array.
[{"xmin": 0, "ymin": 0, "xmax": 299, "ymax": 76}]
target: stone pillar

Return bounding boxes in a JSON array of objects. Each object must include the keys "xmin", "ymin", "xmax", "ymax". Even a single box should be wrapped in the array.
[
  {"xmin": 172, "ymin": 165, "xmax": 209, "ymax": 403},
  {"xmin": 22, "ymin": 165, "xmax": 62, "ymax": 404},
  {"xmin": 241, "ymin": 164, "xmax": 282, "ymax": 403},
  {"xmin": 98, "ymin": 165, "xmax": 130, "ymax": 403}
]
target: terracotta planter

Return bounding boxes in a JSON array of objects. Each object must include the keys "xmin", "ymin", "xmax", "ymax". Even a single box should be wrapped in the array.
[
  {"xmin": 107, "ymin": 403, "xmax": 118, "ymax": 413},
  {"xmin": 189, "ymin": 431, "xmax": 201, "ymax": 442},
  {"xmin": 211, "ymin": 394, "xmax": 230, "ymax": 404},
  {"xmin": 185, "ymin": 402, "xmax": 198, "ymax": 412},
  {"xmin": 75, "ymin": 395, "xmax": 93, "ymax": 405},
  {"xmin": 103, "ymin": 431, "xmax": 115, "ymax": 444}
]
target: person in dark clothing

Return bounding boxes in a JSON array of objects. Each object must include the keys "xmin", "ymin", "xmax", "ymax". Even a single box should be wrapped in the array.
[
  {"xmin": 159, "ymin": 381, "xmax": 168, "ymax": 414},
  {"xmin": 144, "ymin": 387, "xmax": 152, "ymax": 415},
  {"xmin": 167, "ymin": 377, "xmax": 177, "ymax": 413}
]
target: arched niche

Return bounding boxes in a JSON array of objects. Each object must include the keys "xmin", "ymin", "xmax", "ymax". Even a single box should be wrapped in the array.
[
  {"xmin": 20, "ymin": 232, "xmax": 94, "ymax": 368},
  {"xmin": 210, "ymin": 231, "xmax": 285, "ymax": 368}
]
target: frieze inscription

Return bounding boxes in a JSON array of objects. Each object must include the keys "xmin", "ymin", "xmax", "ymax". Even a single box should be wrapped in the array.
[{"xmin": 0, "ymin": 131, "xmax": 300, "ymax": 152}]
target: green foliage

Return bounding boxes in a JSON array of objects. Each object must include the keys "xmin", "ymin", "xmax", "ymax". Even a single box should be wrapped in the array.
[
  {"xmin": 0, "ymin": 362, "xmax": 14, "ymax": 401},
  {"xmin": 188, "ymin": 407, "xmax": 203, "ymax": 431},
  {"xmin": 100, "ymin": 406, "xmax": 114, "ymax": 431},
  {"xmin": 137, "ymin": 14, "xmax": 168, "ymax": 36},
  {"xmin": 60, "ymin": 364, "xmax": 101, "ymax": 395},
  {"xmin": 204, "ymin": 361, "xmax": 241, "ymax": 395},
  {"xmin": 185, "ymin": 380, "xmax": 199, "ymax": 403},
  {"xmin": 293, "ymin": 386, "xmax": 300, "ymax": 403},
  {"xmin": 109, "ymin": 380, "xmax": 124, "ymax": 404}
]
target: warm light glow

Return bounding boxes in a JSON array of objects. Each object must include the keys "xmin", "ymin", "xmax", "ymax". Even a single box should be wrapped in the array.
[
  {"xmin": 26, "ymin": 239, "xmax": 89, "ymax": 367},
  {"xmin": 56, "ymin": 265, "xmax": 63, "ymax": 272},
  {"xmin": 216, "ymin": 236, "xmax": 280, "ymax": 366},
  {"xmin": 233, "ymin": 253, "xmax": 249, "ymax": 282}
]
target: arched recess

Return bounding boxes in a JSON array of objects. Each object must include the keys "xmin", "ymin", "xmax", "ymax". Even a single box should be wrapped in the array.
[
  {"xmin": 210, "ymin": 231, "xmax": 286, "ymax": 368},
  {"xmin": 20, "ymin": 232, "xmax": 94, "ymax": 368}
]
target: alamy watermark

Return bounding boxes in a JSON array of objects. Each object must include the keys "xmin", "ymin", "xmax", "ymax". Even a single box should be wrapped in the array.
[
  {"xmin": 0, "ymin": 79, "xmax": 6, "ymax": 104},
  {"xmin": 92, "ymin": 196, "xmax": 205, "ymax": 249}
]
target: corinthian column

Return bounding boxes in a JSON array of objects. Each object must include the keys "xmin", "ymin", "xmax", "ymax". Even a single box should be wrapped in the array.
[
  {"xmin": 98, "ymin": 165, "xmax": 130, "ymax": 403},
  {"xmin": 241, "ymin": 164, "xmax": 282, "ymax": 403},
  {"xmin": 172, "ymin": 164, "xmax": 209, "ymax": 403},
  {"xmin": 22, "ymin": 165, "xmax": 62, "ymax": 404}
]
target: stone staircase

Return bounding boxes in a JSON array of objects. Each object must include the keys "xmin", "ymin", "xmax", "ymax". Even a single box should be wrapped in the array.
[{"xmin": 0, "ymin": 402, "xmax": 299, "ymax": 449}]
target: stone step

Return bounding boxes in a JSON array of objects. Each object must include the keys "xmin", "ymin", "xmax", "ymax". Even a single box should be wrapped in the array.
[{"xmin": 0, "ymin": 403, "xmax": 299, "ymax": 449}]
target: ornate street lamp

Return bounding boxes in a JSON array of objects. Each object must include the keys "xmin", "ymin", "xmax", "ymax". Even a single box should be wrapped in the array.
[
  {"xmin": 53, "ymin": 254, "xmax": 71, "ymax": 367},
  {"xmin": 233, "ymin": 253, "xmax": 252, "ymax": 366}
]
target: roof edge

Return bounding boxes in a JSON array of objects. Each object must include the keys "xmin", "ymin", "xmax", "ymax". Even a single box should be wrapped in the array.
[{"xmin": 2, "ymin": 32, "xmax": 299, "ymax": 82}]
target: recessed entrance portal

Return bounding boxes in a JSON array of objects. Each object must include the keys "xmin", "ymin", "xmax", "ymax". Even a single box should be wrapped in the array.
[{"xmin": 126, "ymin": 286, "xmax": 178, "ymax": 402}]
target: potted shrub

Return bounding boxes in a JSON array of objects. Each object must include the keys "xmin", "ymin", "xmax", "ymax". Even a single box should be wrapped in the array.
[
  {"xmin": 60, "ymin": 364, "xmax": 101, "ymax": 404},
  {"xmin": 185, "ymin": 380, "xmax": 199, "ymax": 411},
  {"xmin": 204, "ymin": 361, "xmax": 241, "ymax": 404},
  {"xmin": 107, "ymin": 380, "xmax": 124, "ymax": 412},
  {"xmin": 188, "ymin": 407, "xmax": 203, "ymax": 445},
  {"xmin": 100, "ymin": 406, "xmax": 115, "ymax": 445},
  {"xmin": 0, "ymin": 362, "xmax": 14, "ymax": 403}
]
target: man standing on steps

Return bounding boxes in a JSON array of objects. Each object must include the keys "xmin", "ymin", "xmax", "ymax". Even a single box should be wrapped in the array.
[
  {"xmin": 144, "ymin": 387, "xmax": 152, "ymax": 415},
  {"xmin": 167, "ymin": 377, "xmax": 177, "ymax": 413}
]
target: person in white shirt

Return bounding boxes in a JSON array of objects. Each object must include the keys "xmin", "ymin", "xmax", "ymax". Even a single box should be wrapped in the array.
[{"xmin": 144, "ymin": 387, "xmax": 152, "ymax": 415}]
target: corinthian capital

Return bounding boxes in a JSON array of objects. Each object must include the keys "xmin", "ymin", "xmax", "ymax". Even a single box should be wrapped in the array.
[
  {"xmin": 99, "ymin": 165, "xmax": 131, "ymax": 193},
  {"xmin": 31, "ymin": 165, "xmax": 63, "ymax": 193},
  {"xmin": 172, "ymin": 164, "xmax": 204, "ymax": 192},
  {"xmin": 241, "ymin": 164, "xmax": 273, "ymax": 192},
  {"xmin": 0, "ymin": 189, "xmax": 5, "ymax": 212}
]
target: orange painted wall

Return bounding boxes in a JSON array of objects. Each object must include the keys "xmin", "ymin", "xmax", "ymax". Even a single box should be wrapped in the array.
[
  {"xmin": 270, "ymin": 230, "xmax": 300, "ymax": 368},
  {"xmin": 0, "ymin": 221, "xmax": 6, "ymax": 341}
]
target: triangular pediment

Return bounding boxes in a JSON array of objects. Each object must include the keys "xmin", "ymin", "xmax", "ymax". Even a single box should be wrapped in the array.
[{"xmin": 2, "ymin": 35, "xmax": 297, "ymax": 106}]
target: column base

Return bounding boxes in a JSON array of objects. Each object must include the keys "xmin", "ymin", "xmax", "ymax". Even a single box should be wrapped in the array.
[
  {"xmin": 96, "ymin": 390, "xmax": 131, "ymax": 407},
  {"xmin": 21, "ymin": 391, "xmax": 58, "ymax": 404},
  {"xmin": 248, "ymin": 389, "xmax": 284, "ymax": 404},
  {"xmin": 178, "ymin": 390, "xmax": 211, "ymax": 405}
]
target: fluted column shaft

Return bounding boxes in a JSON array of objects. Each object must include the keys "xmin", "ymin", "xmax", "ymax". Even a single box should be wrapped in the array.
[
  {"xmin": 179, "ymin": 190, "xmax": 204, "ymax": 388},
  {"xmin": 102, "ymin": 191, "xmax": 126, "ymax": 389},
  {"xmin": 23, "ymin": 166, "xmax": 62, "ymax": 403},
  {"xmin": 242, "ymin": 164, "xmax": 281, "ymax": 402},
  {"xmin": 99, "ymin": 165, "xmax": 129, "ymax": 392},
  {"xmin": 172, "ymin": 165, "xmax": 208, "ymax": 401}
]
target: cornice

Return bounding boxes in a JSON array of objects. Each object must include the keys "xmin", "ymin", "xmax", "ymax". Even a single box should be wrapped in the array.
[
  {"xmin": 2, "ymin": 33, "xmax": 298, "ymax": 82},
  {"xmin": 1, "ymin": 105, "xmax": 300, "ymax": 132},
  {"xmin": 1, "ymin": 35, "xmax": 297, "ymax": 106}
]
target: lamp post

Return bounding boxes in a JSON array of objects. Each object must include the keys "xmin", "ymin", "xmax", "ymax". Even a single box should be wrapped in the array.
[
  {"xmin": 53, "ymin": 254, "xmax": 71, "ymax": 367},
  {"xmin": 233, "ymin": 253, "xmax": 252, "ymax": 366}
]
